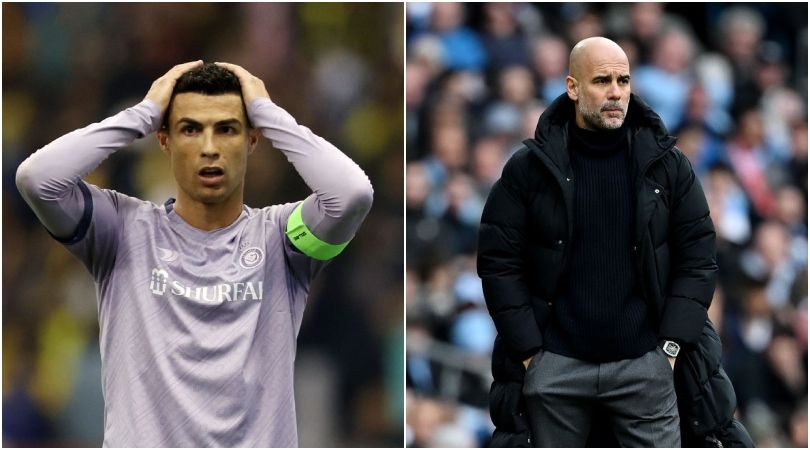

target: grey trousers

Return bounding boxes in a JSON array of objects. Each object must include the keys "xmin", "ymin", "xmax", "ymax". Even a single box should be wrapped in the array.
[{"xmin": 522, "ymin": 348, "xmax": 680, "ymax": 448}]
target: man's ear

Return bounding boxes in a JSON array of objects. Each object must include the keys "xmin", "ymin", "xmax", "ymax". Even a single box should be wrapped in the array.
[
  {"xmin": 565, "ymin": 75, "xmax": 579, "ymax": 102},
  {"xmin": 247, "ymin": 128, "xmax": 260, "ymax": 155},
  {"xmin": 157, "ymin": 128, "xmax": 170, "ymax": 155}
]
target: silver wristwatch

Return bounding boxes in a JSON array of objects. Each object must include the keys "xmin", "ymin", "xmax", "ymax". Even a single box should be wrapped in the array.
[{"xmin": 662, "ymin": 340, "xmax": 681, "ymax": 358}]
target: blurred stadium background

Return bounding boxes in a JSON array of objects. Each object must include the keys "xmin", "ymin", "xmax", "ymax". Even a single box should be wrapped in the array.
[
  {"xmin": 406, "ymin": 2, "xmax": 806, "ymax": 447},
  {"xmin": 3, "ymin": 3, "xmax": 403, "ymax": 447}
]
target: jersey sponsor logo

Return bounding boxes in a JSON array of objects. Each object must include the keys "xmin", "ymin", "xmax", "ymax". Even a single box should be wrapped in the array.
[
  {"xmin": 149, "ymin": 267, "xmax": 264, "ymax": 303},
  {"xmin": 239, "ymin": 247, "xmax": 264, "ymax": 269},
  {"xmin": 157, "ymin": 247, "xmax": 179, "ymax": 262},
  {"xmin": 150, "ymin": 268, "xmax": 169, "ymax": 295}
]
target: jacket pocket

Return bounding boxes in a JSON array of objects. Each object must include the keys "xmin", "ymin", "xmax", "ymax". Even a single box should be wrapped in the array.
[
  {"xmin": 675, "ymin": 325, "xmax": 736, "ymax": 437},
  {"xmin": 489, "ymin": 380, "xmax": 529, "ymax": 433},
  {"xmin": 679, "ymin": 365, "xmax": 737, "ymax": 436}
]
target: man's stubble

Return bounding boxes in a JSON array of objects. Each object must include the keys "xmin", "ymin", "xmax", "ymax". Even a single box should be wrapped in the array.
[{"xmin": 576, "ymin": 88, "xmax": 628, "ymax": 130}]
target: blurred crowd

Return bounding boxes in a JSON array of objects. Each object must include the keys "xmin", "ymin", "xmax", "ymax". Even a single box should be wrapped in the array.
[
  {"xmin": 405, "ymin": 3, "xmax": 807, "ymax": 448},
  {"xmin": 3, "ymin": 3, "xmax": 403, "ymax": 447}
]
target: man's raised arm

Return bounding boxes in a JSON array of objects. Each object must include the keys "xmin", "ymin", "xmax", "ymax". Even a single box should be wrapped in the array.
[
  {"xmin": 217, "ymin": 62, "xmax": 373, "ymax": 260},
  {"xmin": 15, "ymin": 60, "xmax": 203, "ymax": 240}
]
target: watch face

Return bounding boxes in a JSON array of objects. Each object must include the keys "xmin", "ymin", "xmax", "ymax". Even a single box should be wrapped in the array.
[{"xmin": 664, "ymin": 341, "xmax": 680, "ymax": 356}]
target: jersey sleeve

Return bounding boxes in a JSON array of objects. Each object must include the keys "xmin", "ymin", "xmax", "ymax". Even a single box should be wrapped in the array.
[
  {"xmin": 284, "ymin": 196, "xmax": 349, "ymax": 261},
  {"xmin": 248, "ymin": 98, "xmax": 373, "ymax": 260},
  {"xmin": 62, "ymin": 185, "xmax": 140, "ymax": 281},
  {"xmin": 271, "ymin": 202, "xmax": 331, "ymax": 334},
  {"xmin": 15, "ymin": 100, "xmax": 161, "ymax": 280},
  {"xmin": 277, "ymin": 202, "xmax": 331, "ymax": 286}
]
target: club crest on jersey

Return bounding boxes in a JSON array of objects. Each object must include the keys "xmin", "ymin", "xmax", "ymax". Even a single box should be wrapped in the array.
[
  {"xmin": 157, "ymin": 247, "xmax": 179, "ymax": 262},
  {"xmin": 239, "ymin": 247, "xmax": 264, "ymax": 269}
]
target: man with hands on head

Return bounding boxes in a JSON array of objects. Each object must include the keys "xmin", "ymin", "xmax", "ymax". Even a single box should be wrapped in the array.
[{"xmin": 16, "ymin": 60, "xmax": 373, "ymax": 447}]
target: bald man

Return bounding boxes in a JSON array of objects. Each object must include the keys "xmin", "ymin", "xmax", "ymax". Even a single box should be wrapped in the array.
[{"xmin": 479, "ymin": 37, "xmax": 717, "ymax": 446}]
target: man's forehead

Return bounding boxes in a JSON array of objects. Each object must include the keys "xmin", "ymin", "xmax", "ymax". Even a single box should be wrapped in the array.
[
  {"xmin": 583, "ymin": 51, "xmax": 629, "ymax": 74},
  {"xmin": 170, "ymin": 92, "xmax": 246, "ymax": 123},
  {"xmin": 589, "ymin": 62, "xmax": 631, "ymax": 77}
]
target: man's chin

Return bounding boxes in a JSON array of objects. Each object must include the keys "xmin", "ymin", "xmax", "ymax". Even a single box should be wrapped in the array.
[
  {"xmin": 600, "ymin": 114, "xmax": 625, "ymax": 130},
  {"xmin": 583, "ymin": 111, "xmax": 625, "ymax": 130},
  {"xmin": 192, "ymin": 190, "xmax": 230, "ymax": 205}
]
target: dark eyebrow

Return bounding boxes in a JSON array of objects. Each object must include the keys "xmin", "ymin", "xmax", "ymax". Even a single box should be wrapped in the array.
[
  {"xmin": 214, "ymin": 119, "xmax": 242, "ymax": 128},
  {"xmin": 591, "ymin": 74, "xmax": 632, "ymax": 82},
  {"xmin": 176, "ymin": 117, "xmax": 202, "ymax": 127},
  {"xmin": 175, "ymin": 118, "xmax": 243, "ymax": 127}
]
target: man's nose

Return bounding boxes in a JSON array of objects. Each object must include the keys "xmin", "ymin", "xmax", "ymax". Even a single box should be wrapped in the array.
[
  {"xmin": 607, "ymin": 81, "xmax": 622, "ymax": 99},
  {"xmin": 201, "ymin": 130, "xmax": 219, "ymax": 158}
]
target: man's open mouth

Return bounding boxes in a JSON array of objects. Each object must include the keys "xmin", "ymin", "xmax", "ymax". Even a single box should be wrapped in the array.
[
  {"xmin": 199, "ymin": 167, "xmax": 224, "ymax": 177},
  {"xmin": 198, "ymin": 167, "xmax": 225, "ymax": 185}
]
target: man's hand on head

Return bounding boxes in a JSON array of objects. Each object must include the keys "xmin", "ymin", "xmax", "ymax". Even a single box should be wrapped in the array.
[
  {"xmin": 214, "ymin": 62, "xmax": 270, "ymax": 106},
  {"xmin": 144, "ymin": 60, "xmax": 204, "ymax": 116}
]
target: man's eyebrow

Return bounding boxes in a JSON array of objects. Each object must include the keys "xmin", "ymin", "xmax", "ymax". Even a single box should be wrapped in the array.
[
  {"xmin": 591, "ymin": 74, "xmax": 631, "ymax": 81},
  {"xmin": 176, "ymin": 117, "xmax": 202, "ymax": 127},
  {"xmin": 214, "ymin": 119, "xmax": 242, "ymax": 127},
  {"xmin": 175, "ymin": 118, "xmax": 243, "ymax": 127}
]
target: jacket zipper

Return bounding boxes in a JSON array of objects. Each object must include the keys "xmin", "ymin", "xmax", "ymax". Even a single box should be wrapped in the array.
[
  {"xmin": 632, "ymin": 143, "xmax": 672, "ymax": 306},
  {"xmin": 524, "ymin": 140, "xmax": 575, "ymax": 269}
]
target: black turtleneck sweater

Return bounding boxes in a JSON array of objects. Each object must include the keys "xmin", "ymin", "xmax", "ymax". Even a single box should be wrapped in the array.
[{"xmin": 542, "ymin": 121, "xmax": 658, "ymax": 362}]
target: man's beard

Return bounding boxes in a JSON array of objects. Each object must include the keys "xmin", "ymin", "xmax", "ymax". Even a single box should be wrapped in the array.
[{"xmin": 578, "ymin": 100, "xmax": 627, "ymax": 130}]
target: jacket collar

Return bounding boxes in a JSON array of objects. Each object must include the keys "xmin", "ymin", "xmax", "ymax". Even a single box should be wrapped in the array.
[{"xmin": 530, "ymin": 93, "xmax": 676, "ymax": 174}]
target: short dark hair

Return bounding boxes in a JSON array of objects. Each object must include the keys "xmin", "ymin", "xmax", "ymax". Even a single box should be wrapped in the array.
[{"xmin": 163, "ymin": 63, "xmax": 245, "ymax": 128}]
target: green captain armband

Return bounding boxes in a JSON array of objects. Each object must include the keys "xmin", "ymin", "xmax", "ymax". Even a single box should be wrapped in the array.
[{"xmin": 286, "ymin": 202, "xmax": 350, "ymax": 260}]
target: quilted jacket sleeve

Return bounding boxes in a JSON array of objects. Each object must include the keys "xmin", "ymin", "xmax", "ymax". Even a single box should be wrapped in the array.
[
  {"xmin": 658, "ymin": 150, "xmax": 718, "ymax": 346},
  {"xmin": 477, "ymin": 153, "xmax": 543, "ymax": 360}
]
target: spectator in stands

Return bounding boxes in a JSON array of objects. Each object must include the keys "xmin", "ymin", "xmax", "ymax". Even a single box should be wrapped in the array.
[
  {"xmin": 481, "ymin": 3, "xmax": 529, "ymax": 72},
  {"xmin": 530, "ymin": 34, "xmax": 569, "ymax": 104},
  {"xmin": 633, "ymin": 27, "xmax": 696, "ymax": 129},
  {"xmin": 726, "ymin": 108, "xmax": 778, "ymax": 217},
  {"xmin": 429, "ymin": 3, "xmax": 487, "ymax": 71}
]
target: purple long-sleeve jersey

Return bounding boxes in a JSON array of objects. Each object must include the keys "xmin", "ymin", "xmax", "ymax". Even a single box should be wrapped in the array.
[{"xmin": 15, "ymin": 98, "xmax": 373, "ymax": 447}]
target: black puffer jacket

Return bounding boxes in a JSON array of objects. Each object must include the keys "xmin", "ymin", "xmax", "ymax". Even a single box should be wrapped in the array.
[{"xmin": 478, "ymin": 94, "xmax": 752, "ymax": 446}]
